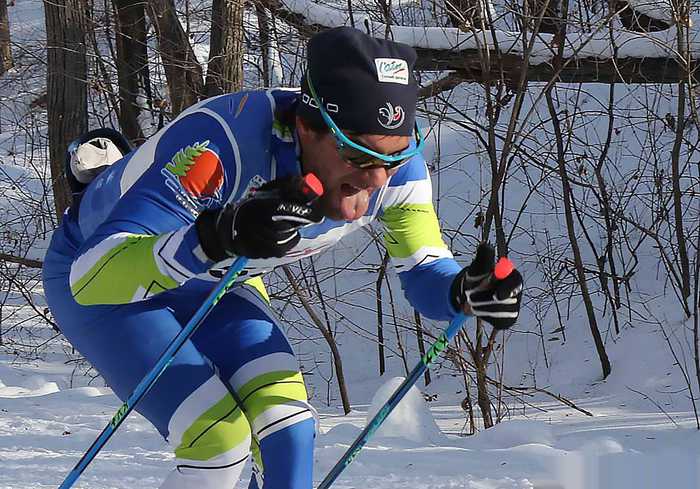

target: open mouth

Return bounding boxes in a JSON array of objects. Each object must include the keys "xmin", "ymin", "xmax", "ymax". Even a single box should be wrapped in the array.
[{"xmin": 341, "ymin": 183, "xmax": 363, "ymax": 196}]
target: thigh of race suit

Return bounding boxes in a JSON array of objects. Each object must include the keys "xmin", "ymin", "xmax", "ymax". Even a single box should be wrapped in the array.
[
  {"xmin": 45, "ymin": 263, "xmax": 315, "ymax": 489},
  {"xmin": 43, "ymin": 268, "xmax": 253, "ymax": 487}
]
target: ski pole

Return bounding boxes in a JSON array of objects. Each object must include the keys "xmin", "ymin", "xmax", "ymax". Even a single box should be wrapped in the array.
[
  {"xmin": 57, "ymin": 256, "xmax": 248, "ymax": 489},
  {"xmin": 317, "ymin": 257, "xmax": 515, "ymax": 489}
]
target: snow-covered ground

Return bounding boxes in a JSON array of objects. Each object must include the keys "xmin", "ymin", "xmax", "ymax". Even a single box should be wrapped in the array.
[{"xmin": 3, "ymin": 357, "xmax": 700, "ymax": 489}]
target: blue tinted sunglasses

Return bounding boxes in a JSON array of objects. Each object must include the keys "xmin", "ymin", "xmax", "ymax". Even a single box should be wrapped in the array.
[{"xmin": 306, "ymin": 73, "xmax": 425, "ymax": 170}]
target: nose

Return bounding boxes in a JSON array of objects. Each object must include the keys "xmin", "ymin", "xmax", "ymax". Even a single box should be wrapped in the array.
[{"xmin": 360, "ymin": 166, "xmax": 389, "ymax": 188}]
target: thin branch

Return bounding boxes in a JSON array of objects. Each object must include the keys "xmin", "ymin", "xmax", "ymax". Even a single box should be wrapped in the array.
[{"xmin": 0, "ymin": 253, "xmax": 43, "ymax": 269}]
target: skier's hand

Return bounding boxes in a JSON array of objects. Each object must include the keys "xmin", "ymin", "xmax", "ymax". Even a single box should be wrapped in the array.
[
  {"xmin": 450, "ymin": 243, "xmax": 523, "ymax": 330},
  {"xmin": 196, "ymin": 175, "xmax": 324, "ymax": 260}
]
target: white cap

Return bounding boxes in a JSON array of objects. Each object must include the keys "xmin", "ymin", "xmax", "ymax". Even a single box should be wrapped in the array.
[{"xmin": 70, "ymin": 137, "xmax": 123, "ymax": 184}]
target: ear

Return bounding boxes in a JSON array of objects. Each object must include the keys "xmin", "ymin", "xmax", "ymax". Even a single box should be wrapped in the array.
[
  {"xmin": 296, "ymin": 115, "xmax": 324, "ymax": 143},
  {"xmin": 296, "ymin": 115, "xmax": 312, "ymax": 140}
]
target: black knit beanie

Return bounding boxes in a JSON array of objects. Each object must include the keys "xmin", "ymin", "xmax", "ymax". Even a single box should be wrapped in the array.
[{"xmin": 298, "ymin": 27, "xmax": 418, "ymax": 136}]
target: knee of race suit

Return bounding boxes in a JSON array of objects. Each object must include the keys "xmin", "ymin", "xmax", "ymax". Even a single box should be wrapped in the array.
[
  {"xmin": 229, "ymin": 352, "xmax": 318, "ymax": 444},
  {"xmin": 159, "ymin": 363, "xmax": 318, "ymax": 489},
  {"xmin": 231, "ymin": 352, "xmax": 318, "ymax": 487},
  {"xmin": 160, "ymin": 378, "xmax": 252, "ymax": 489}
]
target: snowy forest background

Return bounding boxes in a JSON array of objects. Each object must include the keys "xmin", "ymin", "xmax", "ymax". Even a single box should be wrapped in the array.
[{"xmin": 1, "ymin": 0, "xmax": 700, "ymax": 488}]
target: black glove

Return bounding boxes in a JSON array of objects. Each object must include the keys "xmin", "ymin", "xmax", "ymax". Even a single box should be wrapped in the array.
[
  {"xmin": 450, "ymin": 243, "xmax": 523, "ymax": 330},
  {"xmin": 196, "ymin": 176, "xmax": 323, "ymax": 260}
]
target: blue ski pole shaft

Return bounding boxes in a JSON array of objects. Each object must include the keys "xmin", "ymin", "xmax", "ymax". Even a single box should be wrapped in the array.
[
  {"xmin": 317, "ymin": 312, "xmax": 467, "ymax": 489},
  {"xmin": 58, "ymin": 257, "xmax": 248, "ymax": 489}
]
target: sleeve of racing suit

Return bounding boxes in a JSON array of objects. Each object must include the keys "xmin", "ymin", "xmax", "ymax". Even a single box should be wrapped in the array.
[
  {"xmin": 68, "ymin": 96, "xmax": 263, "ymax": 306},
  {"xmin": 378, "ymin": 155, "xmax": 462, "ymax": 321}
]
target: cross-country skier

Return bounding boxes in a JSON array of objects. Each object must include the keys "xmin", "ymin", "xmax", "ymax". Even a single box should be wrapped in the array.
[{"xmin": 43, "ymin": 27, "xmax": 523, "ymax": 489}]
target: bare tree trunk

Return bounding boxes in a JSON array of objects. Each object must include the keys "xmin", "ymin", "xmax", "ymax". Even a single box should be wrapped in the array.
[
  {"xmin": 670, "ymin": 13, "xmax": 692, "ymax": 311},
  {"xmin": 384, "ymin": 272, "xmax": 410, "ymax": 376},
  {"xmin": 113, "ymin": 0, "xmax": 149, "ymax": 143},
  {"xmin": 474, "ymin": 322, "xmax": 493, "ymax": 428},
  {"xmin": 375, "ymin": 251, "xmax": 389, "ymax": 376},
  {"xmin": 593, "ymin": 83, "xmax": 623, "ymax": 327},
  {"xmin": 465, "ymin": 0, "xmax": 526, "ymax": 428},
  {"xmin": 255, "ymin": 3, "xmax": 270, "ymax": 86},
  {"xmin": 86, "ymin": 4, "xmax": 121, "ymax": 126},
  {"xmin": 460, "ymin": 324, "xmax": 499, "ymax": 429},
  {"xmin": 546, "ymin": 0, "xmax": 611, "ymax": 379},
  {"xmin": 456, "ymin": 333, "xmax": 476, "ymax": 434},
  {"xmin": 205, "ymin": 0, "xmax": 244, "ymax": 96},
  {"xmin": 414, "ymin": 309, "xmax": 431, "ymax": 386},
  {"xmin": 45, "ymin": 0, "xmax": 88, "ymax": 219},
  {"xmin": 546, "ymin": 94, "xmax": 611, "ymax": 377},
  {"xmin": 283, "ymin": 265, "xmax": 351, "ymax": 415},
  {"xmin": 376, "ymin": 0, "xmax": 392, "ymax": 38},
  {"xmin": 0, "ymin": 0, "xmax": 13, "ymax": 75},
  {"xmin": 147, "ymin": 0, "xmax": 203, "ymax": 116}
]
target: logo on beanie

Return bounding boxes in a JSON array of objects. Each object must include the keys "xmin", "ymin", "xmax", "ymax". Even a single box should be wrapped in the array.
[
  {"xmin": 377, "ymin": 102, "xmax": 405, "ymax": 130},
  {"xmin": 375, "ymin": 58, "xmax": 409, "ymax": 85}
]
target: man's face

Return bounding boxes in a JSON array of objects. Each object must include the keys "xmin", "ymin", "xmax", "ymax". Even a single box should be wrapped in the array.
[{"xmin": 296, "ymin": 116, "xmax": 410, "ymax": 221}]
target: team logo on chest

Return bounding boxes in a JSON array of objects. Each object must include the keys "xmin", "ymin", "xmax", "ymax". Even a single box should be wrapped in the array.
[{"xmin": 162, "ymin": 140, "xmax": 225, "ymax": 216}]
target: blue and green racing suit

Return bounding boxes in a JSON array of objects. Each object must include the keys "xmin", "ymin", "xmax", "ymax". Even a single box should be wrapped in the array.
[{"xmin": 42, "ymin": 89, "xmax": 462, "ymax": 489}]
